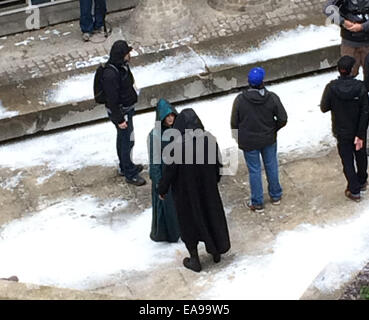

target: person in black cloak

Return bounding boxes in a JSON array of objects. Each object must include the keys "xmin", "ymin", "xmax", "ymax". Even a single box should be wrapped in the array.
[
  {"xmin": 148, "ymin": 99, "xmax": 180, "ymax": 243},
  {"xmin": 158, "ymin": 108, "xmax": 231, "ymax": 272}
]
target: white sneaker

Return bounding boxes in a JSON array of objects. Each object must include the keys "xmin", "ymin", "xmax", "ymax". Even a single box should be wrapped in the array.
[{"xmin": 82, "ymin": 33, "xmax": 91, "ymax": 42}]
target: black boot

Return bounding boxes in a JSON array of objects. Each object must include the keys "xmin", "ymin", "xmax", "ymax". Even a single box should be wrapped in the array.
[
  {"xmin": 183, "ymin": 247, "xmax": 202, "ymax": 272},
  {"xmin": 212, "ymin": 253, "xmax": 221, "ymax": 263}
]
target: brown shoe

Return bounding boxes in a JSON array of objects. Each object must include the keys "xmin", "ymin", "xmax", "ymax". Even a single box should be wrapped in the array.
[
  {"xmin": 345, "ymin": 189, "xmax": 360, "ymax": 202},
  {"xmin": 247, "ymin": 201, "xmax": 264, "ymax": 213}
]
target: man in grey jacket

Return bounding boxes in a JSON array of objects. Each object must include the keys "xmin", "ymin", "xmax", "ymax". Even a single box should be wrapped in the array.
[{"xmin": 231, "ymin": 67, "xmax": 288, "ymax": 213}]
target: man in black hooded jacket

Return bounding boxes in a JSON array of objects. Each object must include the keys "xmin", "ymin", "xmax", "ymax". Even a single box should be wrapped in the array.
[
  {"xmin": 321, "ymin": 55, "xmax": 369, "ymax": 201},
  {"xmin": 102, "ymin": 40, "xmax": 146, "ymax": 186}
]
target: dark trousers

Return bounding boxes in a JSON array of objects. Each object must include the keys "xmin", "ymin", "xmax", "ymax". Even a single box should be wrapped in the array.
[
  {"xmin": 185, "ymin": 241, "xmax": 198, "ymax": 252},
  {"xmin": 337, "ymin": 137, "xmax": 368, "ymax": 194},
  {"xmin": 116, "ymin": 109, "xmax": 139, "ymax": 180},
  {"xmin": 79, "ymin": 0, "xmax": 106, "ymax": 33}
]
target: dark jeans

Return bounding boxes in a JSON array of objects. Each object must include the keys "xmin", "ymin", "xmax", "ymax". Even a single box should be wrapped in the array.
[
  {"xmin": 337, "ymin": 137, "xmax": 368, "ymax": 195},
  {"xmin": 116, "ymin": 109, "xmax": 139, "ymax": 180},
  {"xmin": 79, "ymin": 0, "xmax": 107, "ymax": 34}
]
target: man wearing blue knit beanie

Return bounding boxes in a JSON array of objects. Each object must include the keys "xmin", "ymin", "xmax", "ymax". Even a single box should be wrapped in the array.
[{"xmin": 231, "ymin": 67, "xmax": 288, "ymax": 213}]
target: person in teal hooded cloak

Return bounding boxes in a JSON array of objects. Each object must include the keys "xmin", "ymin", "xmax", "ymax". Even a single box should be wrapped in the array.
[{"xmin": 147, "ymin": 99, "xmax": 180, "ymax": 242}]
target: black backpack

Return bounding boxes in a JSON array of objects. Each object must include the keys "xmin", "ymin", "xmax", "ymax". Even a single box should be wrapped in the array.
[{"xmin": 93, "ymin": 63, "xmax": 119, "ymax": 104}]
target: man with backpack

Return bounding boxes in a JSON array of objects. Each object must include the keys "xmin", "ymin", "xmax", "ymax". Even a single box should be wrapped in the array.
[{"xmin": 98, "ymin": 40, "xmax": 146, "ymax": 186}]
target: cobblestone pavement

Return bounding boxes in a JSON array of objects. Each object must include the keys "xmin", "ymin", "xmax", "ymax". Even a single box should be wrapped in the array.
[{"xmin": 0, "ymin": 0, "xmax": 326, "ymax": 86}]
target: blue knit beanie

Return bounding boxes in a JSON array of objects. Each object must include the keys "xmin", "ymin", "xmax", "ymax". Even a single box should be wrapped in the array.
[{"xmin": 248, "ymin": 67, "xmax": 265, "ymax": 86}]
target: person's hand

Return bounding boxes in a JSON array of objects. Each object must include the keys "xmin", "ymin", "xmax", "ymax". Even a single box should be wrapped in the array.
[
  {"xmin": 355, "ymin": 137, "xmax": 364, "ymax": 151},
  {"xmin": 343, "ymin": 19, "xmax": 355, "ymax": 29},
  {"xmin": 118, "ymin": 121, "xmax": 128, "ymax": 129},
  {"xmin": 347, "ymin": 23, "xmax": 363, "ymax": 32},
  {"xmin": 159, "ymin": 194, "xmax": 165, "ymax": 200}
]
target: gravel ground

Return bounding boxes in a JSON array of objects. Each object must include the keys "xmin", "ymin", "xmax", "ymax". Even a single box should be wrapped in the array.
[{"xmin": 340, "ymin": 262, "xmax": 369, "ymax": 300}]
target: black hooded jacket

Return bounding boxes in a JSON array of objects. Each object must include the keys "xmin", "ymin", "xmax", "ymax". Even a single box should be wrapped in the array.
[
  {"xmin": 231, "ymin": 87, "xmax": 288, "ymax": 151},
  {"xmin": 102, "ymin": 41, "xmax": 138, "ymax": 125},
  {"xmin": 321, "ymin": 76, "xmax": 369, "ymax": 140}
]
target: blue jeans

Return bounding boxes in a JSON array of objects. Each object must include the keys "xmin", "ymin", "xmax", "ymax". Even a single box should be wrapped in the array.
[
  {"xmin": 79, "ymin": 0, "xmax": 107, "ymax": 33},
  {"xmin": 243, "ymin": 143, "xmax": 282, "ymax": 206},
  {"xmin": 116, "ymin": 109, "xmax": 139, "ymax": 180}
]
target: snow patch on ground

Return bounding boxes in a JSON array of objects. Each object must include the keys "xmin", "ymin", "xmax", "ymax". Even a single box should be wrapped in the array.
[
  {"xmin": 204, "ymin": 24, "xmax": 341, "ymax": 67},
  {"xmin": 0, "ymin": 172, "xmax": 23, "ymax": 191},
  {"xmin": 48, "ymin": 73, "xmax": 94, "ymax": 105},
  {"xmin": 0, "ymin": 195, "xmax": 183, "ymax": 290},
  {"xmin": 36, "ymin": 172, "xmax": 55, "ymax": 185},
  {"xmin": 203, "ymin": 205, "xmax": 369, "ymax": 300},
  {"xmin": 273, "ymin": 72, "xmax": 337, "ymax": 160},
  {"xmin": 0, "ymin": 121, "xmax": 118, "ymax": 172},
  {"xmin": 14, "ymin": 38, "xmax": 33, "ymax": 46},
  {"xmin": 74, "ymin": 55, "xmax": 109, "ymax": 69},
  {"xmin": 133, "ymin": 52, "xmax": 205, "ymax": 88}
]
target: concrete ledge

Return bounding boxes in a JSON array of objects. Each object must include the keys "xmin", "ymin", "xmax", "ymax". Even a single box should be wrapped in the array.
[
  {"xmin": 0, "ymin": 45, "xmax": 340, "ymax": 143},
  {"xmin": 0, "ymin": 279, "xmax": 123, "ymax": 300},
  {"xmin": 0, "ymin": 0, "xmax": 138, "ymax": 37}
]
